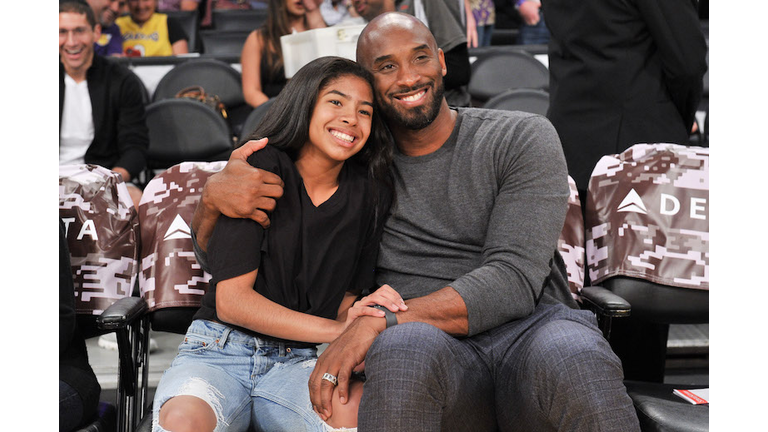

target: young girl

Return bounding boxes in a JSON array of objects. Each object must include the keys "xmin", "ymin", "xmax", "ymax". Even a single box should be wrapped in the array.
[
  {"xmin": 240, "ymin": 0, "xmax": 326, "ymax": 108},
  {"xmin": 152, "ymin": 57, "xmax": 402, "ymax": 432}
]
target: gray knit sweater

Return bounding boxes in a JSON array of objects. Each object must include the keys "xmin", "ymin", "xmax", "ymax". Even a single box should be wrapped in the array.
[{"xmin": 375, "ymin": 108, "xmax": 578, "ymax": 336}]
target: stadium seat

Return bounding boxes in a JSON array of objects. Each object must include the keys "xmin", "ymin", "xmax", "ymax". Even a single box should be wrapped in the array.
[
  {"xmin": 129, "ymin": 162, "xmax": 262, "ymax": 431},
  {"xmin": 151, "ymin": 58, "xmax": 253, "ymax": 138},
  {"xmin": 482, "ymin": 88, "xmax": 549, "ymax": 115},
  {"xmin": 584, "ymin": 143, "xmax": 709, "ymax": 431},
  {"xmin": 200, "ymin": 29, "xmax": 251, "ymax": 56},
  {"xmin": 164, "ymin": 10, "xmax": 200, "ymax": 52},
  {"xmin": 145, "ymin": 98, "xmax": 234, "ymax": 173},
  {"xmin": 137, "ymin": 161, "xmax": 225, "ymax": 333},
  {"xmin": 468, "ymin": 50, "xmax": 549, "ymax": 105},
  {"xmin": 557, "ymin": 175, "xmax": 586, "ymax": 300},
  {"xmin": 211, "ymin": 8, "xmax": 269, "ymax": 31},
  {"xmin": 59, "ymin": 165, "xmax": 147, "ymax": 432},
  {"xmin": 237, "ymin": 98, "xmax": 275, "ymax": 144}
]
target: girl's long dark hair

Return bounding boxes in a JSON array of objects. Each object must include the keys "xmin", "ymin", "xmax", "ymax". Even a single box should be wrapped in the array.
[{"xmin": 243, "ymin": 56, "xmax": 394, "ymax": 225}]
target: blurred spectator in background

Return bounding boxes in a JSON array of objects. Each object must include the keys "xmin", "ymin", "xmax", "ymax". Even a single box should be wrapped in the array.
[
  {"xmin": 542, "ymin": 0, "xmax": 707, "ymax": 199},
  {"xmin": 352, "ymin": 0, "xmax": 472, "ymax": 106},
  {"xmin": 214, "ymin": 0, "xmax": 254, "ymax": 8},
  {"xmin": 319, "ymin": 0, "xmax": 362, "ymax": 25},
  {"xmin": 60, "ymin": 1, "xmax": 148, "ymax": 207},
  {"xmin": 470, "ymin": 0, "xmax": 494, "ymax": 46},
  {"xmin": 86, "ymin": 0, "xmax": 126, "ymax": 56},
  {"xmin": 116, "ymin": 0, "xmax": 190, "ymax": 56},
  {"xmin": 157, "ymin": 0, "xmax": 200, "ymax": 11},
  {"xmin": 516, "ymin": 0, "xmax": 548, "ymax": 45},
  {"xmin": 240, "ymin": 0, "xmax": 326, "ymax": 108}
]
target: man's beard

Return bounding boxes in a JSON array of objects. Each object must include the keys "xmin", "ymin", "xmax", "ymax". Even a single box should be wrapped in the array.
[{"xmin": 379, "ymin": 81, "xmax": 445, "ymax": 131}]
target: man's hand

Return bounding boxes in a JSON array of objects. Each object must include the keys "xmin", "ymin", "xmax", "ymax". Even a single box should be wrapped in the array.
[
  {"xmin": 309, "ymin": 316, "xmax": 384, "ymax": 421},
  {"xmin": 191, "ymin": 138, "xmax": 284, "ymax": 251},
  {"xmin": 518, "ymin": 1, "xmax": 541, "ymax": 26},
  {"xmin": 205, "ymin": 138, "xmax": 284, "ymax": 226}
]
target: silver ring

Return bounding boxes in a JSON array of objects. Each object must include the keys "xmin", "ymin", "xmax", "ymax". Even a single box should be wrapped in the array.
[{"xmin": 321, "ymin": 373, "xmax": 338, "ymax": 386}]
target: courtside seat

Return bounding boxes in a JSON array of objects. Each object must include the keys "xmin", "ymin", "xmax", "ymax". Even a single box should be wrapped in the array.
[
  {"xmin": 557, "ymin": 175, "xmax": 586, "ymax": 300},
  {"xmin": 59, "ymin": 164, "xmax": 146, "ymax": 432},
  {"xmin": 584, "ymin": 143, "xmax": 709, "ymax": 431},
  {"xmin": 132, "ymin": 162, "xmax": 230, "ymax": 430}
]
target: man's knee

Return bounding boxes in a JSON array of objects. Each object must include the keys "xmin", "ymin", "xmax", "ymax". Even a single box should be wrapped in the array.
[
  {"xmin": 365, "ymin": 322, "xmax": 457, "ymax": 386},
  {"xmin": 526, "ymin": 318, "xmax": 622, "ymax": 378}
]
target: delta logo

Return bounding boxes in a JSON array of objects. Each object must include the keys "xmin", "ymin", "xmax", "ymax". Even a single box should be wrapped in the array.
[
  {"xmin": 164, "ymin": 214, "xmax": 192, "ymax": 241},
  {"xmin": 617, "ymin": 189, "xmax": 707, "ymax": 221}
]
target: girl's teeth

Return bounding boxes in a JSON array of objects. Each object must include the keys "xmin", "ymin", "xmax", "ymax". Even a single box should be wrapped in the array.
[{"xmin": 331, "ymin": 130, "xmax": 354, "ymax": 142}]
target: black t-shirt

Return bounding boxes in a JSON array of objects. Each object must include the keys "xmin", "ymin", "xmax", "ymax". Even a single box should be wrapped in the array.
[
  {"xmin": 194, "ymin": 145, "xmax": 390, "ymax": 341},
  {"xmin": 167, "ymin": 16, "xmax": 188, "ymax": 44}
]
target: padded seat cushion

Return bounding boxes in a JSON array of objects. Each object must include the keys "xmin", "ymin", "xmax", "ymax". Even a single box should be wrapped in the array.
[{"xmin": 624, "ymin": 381, "xmax": 709, "ymax": 432}]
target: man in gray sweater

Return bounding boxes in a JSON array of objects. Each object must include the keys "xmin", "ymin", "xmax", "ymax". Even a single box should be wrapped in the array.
[{"xmin": 190, "ymin": 12, "xmax": 639, "ymax": 432}]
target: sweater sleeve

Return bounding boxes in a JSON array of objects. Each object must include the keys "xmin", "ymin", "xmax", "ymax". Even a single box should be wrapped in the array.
[
  {"xmin": 448, "ymin": 115, "xmax": 570, "ymax": 336},
  {"xmin": 114, "ymin": 70, "xmax": 149, "ymax": 179}
]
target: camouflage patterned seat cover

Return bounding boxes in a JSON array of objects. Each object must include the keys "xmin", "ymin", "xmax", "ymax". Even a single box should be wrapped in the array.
[
  {"xmin": 138, "ymin": 161, "xmax": 226, "ymax": 311},
  {"xmin": 59, "ymin": 164, "xmax": 140, "ymax": 315},
  {"xmin": 557, "ymin": 176, "xmax": 586, "ymax": 298},
  {"xmin": 585, "ymin": 144, "xmax": 709, "ymax": 290}
]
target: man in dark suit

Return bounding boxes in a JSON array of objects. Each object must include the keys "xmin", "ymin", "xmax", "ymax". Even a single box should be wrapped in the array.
[{"xmin": 542, "ymin": 0, "xmax": 708, "ymax": 198}]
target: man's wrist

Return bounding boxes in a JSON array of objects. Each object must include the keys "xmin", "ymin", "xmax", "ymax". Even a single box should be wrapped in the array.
[
  {"xmin": 371, "ymin": 305, "xmax": 398, "ymax": 328},
  {"xmin": 199, "ymin": 183, "xmax": 223, "ymax": 216}
]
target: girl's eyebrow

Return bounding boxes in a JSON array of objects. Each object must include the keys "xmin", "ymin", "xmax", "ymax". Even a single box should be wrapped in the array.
[{"xmin": 325, "ymin": 89, "xmax": 374, "ymax": 107}]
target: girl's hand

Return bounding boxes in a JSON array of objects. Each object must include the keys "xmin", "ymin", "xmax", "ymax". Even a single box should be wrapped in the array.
[{"xmin": 344, "ymin": 285, "xmax": 407, "ymax": 328}]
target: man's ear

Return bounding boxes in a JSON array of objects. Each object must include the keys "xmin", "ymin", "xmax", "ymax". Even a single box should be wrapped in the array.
[
  {"xmin": 437, "ymin": 48, "xmax": 447, "ymax": 77},
  {"xmin": 94, "ymin": 23, "xmax": 102, "ymax": 40}
]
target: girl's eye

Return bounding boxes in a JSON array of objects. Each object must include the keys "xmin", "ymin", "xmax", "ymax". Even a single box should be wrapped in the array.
[
  {"xmin": 359, "ymin": 109, "xmax": 371, "ymax": 116},
  {"xmin": 329, "ymin": 100, "xmax": 341, "ymax": 106}
]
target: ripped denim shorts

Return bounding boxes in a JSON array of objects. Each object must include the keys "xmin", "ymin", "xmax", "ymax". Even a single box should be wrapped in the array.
[{"xmin": 152, "ymin": 319, "xmax": 343, "ymax": 432}]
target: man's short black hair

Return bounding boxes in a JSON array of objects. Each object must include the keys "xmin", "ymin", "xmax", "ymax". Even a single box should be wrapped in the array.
[{"xmin": 59, "ymin": 1, "xmax": 97, "ymax": 29}]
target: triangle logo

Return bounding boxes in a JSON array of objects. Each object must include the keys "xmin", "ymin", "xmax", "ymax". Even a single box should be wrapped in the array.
[
  {"xmin": 164, "ymin": 214, "xmax": 191, "ymax": 241},
  {"xmin": 617, "ymin": 189, "xmax": 648, "ymax": 214}
]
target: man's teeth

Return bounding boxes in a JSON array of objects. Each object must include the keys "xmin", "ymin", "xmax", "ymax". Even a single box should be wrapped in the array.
[
  {"xmin": 66, "ymin": 47, "xmax": 83, "ymax": 55},
  {"xmin": 400, "ymin": 90, "xmax": 425, "ymax": 102},
  {"xmin": 331, "ymin": 130, "xmax": 354, "ymax": 142}
]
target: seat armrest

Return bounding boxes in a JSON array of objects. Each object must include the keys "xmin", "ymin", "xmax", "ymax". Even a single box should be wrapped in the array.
[
  {"xmin": 96, "ymin": 296, "xmax": 149, "ymax": 331},
  {"xmin": 580, "ymin": 286, "xmax": 631, "ymax": 318}
]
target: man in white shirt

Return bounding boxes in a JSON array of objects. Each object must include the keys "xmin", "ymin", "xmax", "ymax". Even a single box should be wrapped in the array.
[{"xmin": 59, "ymin": 1, "xmax": 148, "ymax": 206}]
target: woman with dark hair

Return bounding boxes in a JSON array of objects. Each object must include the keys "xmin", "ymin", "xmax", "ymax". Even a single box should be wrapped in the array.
[
  {"xmin": 151, "ymin": 56, "xmax": 401, "ymax": 432},
  {"xmin": 241, "ymin": 0, "xmax": 326, "ymax": 108}
]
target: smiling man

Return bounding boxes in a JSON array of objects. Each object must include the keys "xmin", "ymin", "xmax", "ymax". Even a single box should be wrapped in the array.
[
  {"xmin": 59, "ymin": 1, "xmax": 148, "ymax": 206},
  {"xmin": 86, "ymin": 0, "xmax": 125, "ymax": 56},
  {"xmin": 351, "ymin": 0, "xmax": 471, "ymax": 107},
  {"xmin": 188, "ymin": 12, "xmax": 641, "ymax": 432}
]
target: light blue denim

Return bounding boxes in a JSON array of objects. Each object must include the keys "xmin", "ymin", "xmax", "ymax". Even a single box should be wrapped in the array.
[{"xmin": 152, "ymin": 319, "xmax": 333, "ymax": 432}]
